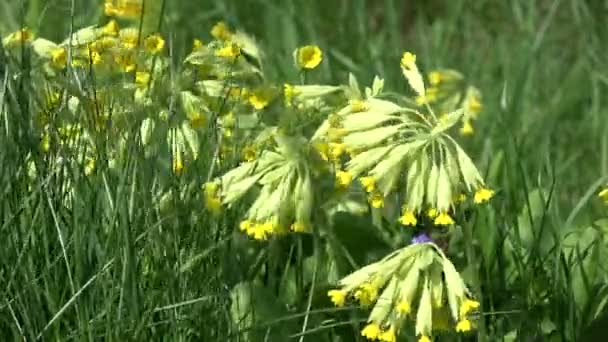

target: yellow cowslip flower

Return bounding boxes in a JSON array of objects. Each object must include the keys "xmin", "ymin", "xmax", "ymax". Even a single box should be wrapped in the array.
[
  {"xmin": 211, "ymin": 21, "xmax": 233, "ymax": 41},
  {"xmin": 400, "ymin": 51, "xmax": 416, "ymax": 70},
  {"xmin": 119, "ymin": 28, "xmax": 139, "ymax": 49},
  {"xmin": 361, "ymin": 322, "xmax": 381, "ymax": 340},
  {"xmin": 192, "ymin": 39, "xmax": 204, "ymax": 51},
  {"xmin": 251, "ymin": 221, "xmax": 275, "ymax": 240},
  {"xmin": 360, "ymin": 176, "xmax": 376, "ymax": 193},
  {"xmin": 598, "ymin": 188, "xmax": 608, "ymax": 203},
  {"xmin": 426, "ymin": 208, "xmax": 438, "ymax": 218},
  {"xmin": 335, "ymin": 170, "xmax": 353, "ymax": 189},
  {"xmin": 295, "ymin": 45, "xmax": 323, "ymax": 70},
  {"xmin": 474, "ymin": 187, "xmax": 494, "ymax": 204},
  {"xmin": 434, "ymin": 212, "xmax": 455, "ymax": 225},
  {"xmin": 114, "ymin": 51, "xmax": 136, "ymax": 72},
  {"xmin": 428, "ymin": 71, "xmax": 442, "ymax": 86},
  {"xmin": 399, "ymin": 210, "xmax": 417, "ymax": 226},
  {"xmin": 215, "ymin": 42, "xmax": 241, "ymax": 59},
  {"xmin": 455, "ymin": 319, "xmax": 472, "ymax": 333},
  {"xmin": 369, "ymin": 192, "xmax": 384, "ymax": 208},
  {"xmin": 459, "ymin": 299, "xmax": 480, "ymax": 317},
  {"xmin": 241, "ymin": 145, "xmax": 257, "ymax": 162},
  {"xmin": 329, "ymin": 142, "xmax": 346, "ymax": 160},
  {"xmin": 467, "ymin": 95, "xmax": 482, "ymax": 115},
  {"xmin": 418, "ymin": 335, "xmax": 431, "ymax": 342},
  {"xmin": 91, "ymin": 36, "xmax": 118, "ymax": 52},
  {"xmin": 240, "ymin": 220, "xmax": 254, "ymax": 233},
  {"xmin": 102, "ymin": 20, "xmax": 119, "ymax": 36},
  {"xmin": 460, "ymin": 120, "xmax": 474, "ymax": 136},
  {"xmin": 379, "ymin": 326, "xmax": 396, "ymax": 342},
  {"xmin": 327, "ymin": 289, "xmax": 346, "ymax": 307},
  {"xmin": 144, "ymin": 34, "xmax": 165, "ymax": 54},
  {"xmin": 283, "ymin": 83, "xmax": 301, "ymax": 105},
  {"xmin": 349, "ymin": 99, "xmax": 368, "ymax": 112},
  {"xmin": 248, "ymin": 91, "xmax": 270, "ymax": 110},
  {"xmin": 4, "ymin": 28, "xmax": 33, "ymax": 47},
  {"xmin": 104, "ymin": 0, "xmax": 143, "ymax": 18},
  {"xmin": 314, "ymin": 142, "xmax": 330, "ymax": 161},
  {"xmin": 135, "ymin": 71, "xmax": 150, "ymax": 87},
  {"xmin": 188, "ymin": 111, "xmax": 207, "ymax": 128},
  {"xmin": 290, "ymin": 221, "xmax": 308, "ymax": 233},
  {"xmin": 396, "ymin": 299, "xmax": 411, "ymax": 315},
  {"xmin": 354, "ymin": 283, "xmax": 379, "ymax": 307},
  {"xmin": 50, "ymin": 48, "xmax": 67, "ymax": 68}
]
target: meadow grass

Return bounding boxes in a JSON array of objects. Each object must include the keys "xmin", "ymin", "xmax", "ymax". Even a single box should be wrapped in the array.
[{"xmin": 1, "ymin": 0, "xmax": 608, "ymax": 341}]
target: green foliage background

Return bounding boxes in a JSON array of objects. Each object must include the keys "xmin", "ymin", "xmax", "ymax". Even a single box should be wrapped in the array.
[{"xmin": 1, "ymin": 0, "xmax": 608, "ymax": 341}]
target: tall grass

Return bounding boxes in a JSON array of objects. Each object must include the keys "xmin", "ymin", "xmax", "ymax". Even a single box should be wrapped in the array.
[{"xmin": 1, "ymin": 0, "xmax": 608, "ymax": 340}]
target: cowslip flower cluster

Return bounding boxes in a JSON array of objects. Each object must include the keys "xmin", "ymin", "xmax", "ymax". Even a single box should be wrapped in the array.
[{"xmin": 328, "ymin": 241, "xmax": 480, "ymax": 341}]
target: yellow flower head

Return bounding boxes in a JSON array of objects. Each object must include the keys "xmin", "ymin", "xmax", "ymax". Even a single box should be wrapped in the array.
[
  {"xmin": 119, "ymin": 28, "xmax": 139, "ymax": 49},
  {"xmin": 50, "ymin": 48, "xmax": 67, "ymax": 69},
  {"xmin": 418, "ymin": 335, "xmax": 431, "ymax": 342},
  {"xmin": 401, "ymin": 52, "xmax": 417, "ymax": 70},
  {"xmin": 215, "ymin": 42, "xmax": 241, "ymax": 59},
  {"xmin": 211, "ymin": 21, "xmax": 233, "ymax": 41},
  {"xmin": 115, "ymin": 51, "xmax": 137, "ymax": 72},
  {"xmin": 295, "ymin": 45, "xmax": 323, "ymax": 70},
  {"xmin": 474, "ymin": 187, "xmax": 494, "ymax": 204},
  {"xmin": 336, "ymin": 171, "xmax": 353, "ymax": 190},
  {"xmin": 4, "ymin": 28, "xmax": 33, "ymax": 47},
  {"xmin": 456, "ymin": 319, "xmax": 472, "ymax": 333},
  {"xmin": 399, "ymin": 210, "xmax": 417, "ymax": 226},
  {"xmin": 426, "ymin": 208, "xmax": 438, "ymax": 218},
  {"xmin": 350, "ymin": 99, "xmax": 368, "ymax": 113},
  {"xmin": 428, "ymin": 71, "xmax": 442, "ymax": 86},
  {"xmin": 354, "ymin": 283, "xmax": 379, "ymax": 307},
  {"xmin": 104, "ymin": 0, "xmax": 143, "ymax": 18},
  {"xmin": 327, "ymin": 289, "xmax": 346, "ymax": 307},
  {"xmin": 329, "ymin": 142, "xmax": 346, "ymax": 160},
  {"xmin": 361, "ymin": 322, "xmax": 381, "ymax": 340},
  {"xmin": 459, "ymin": 299, "xmax": 480, "ymax": 317},
  {"xmin": 467, "ymin": 95, "xmax": 482, "ymax": 115},
  {"xmin": 102, "ymin": 20, "xmax": 119, "ymax": 36},
  {"xmin": 239, "ymin": 220, "xmax": 254, "ymax": 232},
  {"xmin": 379, "ymin": 326, "xmax": 396, "ymax": 342},
  {"xmin": 135, "ymin": 71, "xmax": 150, "ymax": 87},
  {"xmin": 460, "ymin": 120, "xmax": 474, "ymax": 136},
  {"xmin": 248, "ymin": 90, "xmax": 271, "ymax": 110},
  {"xmin": 360, "ymin": 176, "xmax": 376, "ymax": 193},
  {"xmin": 369, "ymin": 192, "xmax": 384, "ymax": 208},
  {"xmin": 144, "ymin": 34, "xmax": 165, "ymax": 54},
  {"xmin": 397, "ymin": 299, "xmax": 411, "ymax": 315},
  {"xmin": 192, "ymin": 39, "xmax": 204, "ymax": 51},
  {"xmin": 434, "ymin": 212, "xmax": 455, "ymax": 225}
]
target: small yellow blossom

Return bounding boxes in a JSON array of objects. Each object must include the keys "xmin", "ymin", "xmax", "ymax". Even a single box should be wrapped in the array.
[
  {"xmin": 361, "ymin": 322, "xmax": 381, "ymax": 340},
  {"xmin": 474, "ymin": 187, "xmax": 494, "ymax": 204},
  {"xmin": 329, "ymin": 142, "xmax": 346, "ymax": 160},
  {"xmin": 144, "ymin": 34, "xmax": 165, "ymax": 54},
  {"xmin": 192, "ymin": 39, "xmax": 204, "ymax": 51},
  {"xmin": 251, "ymin": 221, "xmax": 274, "ymax": 240},
  {"xmin": 400, "ymin": 52, "xmax": 416, "ymax": 70},
  {"xmin": 336, "ymin": 171, "xmax": 353, "ymax": 189},
  {"xmin": 460, "ymin": 120, "xmax": 474, "ymax": 136},
  {"xmin": 3, "ymin": 28, "xmax": 33, "ymax": 47},
  {"xmin": 350, "ymin": 99, "xmax": 368, "ymax": 112},
  {"xmin": 428, "ymin": 71, "xmax": 442, "ymax": 86},
  {"xmin": 119, "ymin": 28, "xmax": 139, "ymax": 49},
  {"xmin": 135, "ymin": 71, "xmax": 150, "ymax": 87},
  {"xmin": 434, "ymin": 212, "xmax": 455, "ymax": 225},
  {"xmin": 459, "ymin": 299, "xmax": 480, "ymax": 317},
  {"xmin": 426, "ymin": 208, "xmax": 438, "ymax": 218},
  {"xmin": 468, "ymin": 96, "xmax": 483, "ymax": 115},
  {"xmin": 399, "ymin": 210, "xmax": 417, "ymax": 226},
  {"xmin": 240, "ymin": 220, "xmax": 254, "ymax": 232},
  {"xmin": 418, "ymin": 335, "xmax": 431, "ymax": 342},
  {"xmin": 456, "ymin": 319, "xmax": 472, "ymax": 333},
  {"xmin": 379, "ymin": 327, "xmax": 396, "ymax": 342},
  {"xmin": 50, "ymin": 48, "xmax": 67, "ymax": 68},
  {"xmin": 102, "ymin": 20, "xmax": 119, "ymax": 36},
  {"xmin": 295, "ymin": 45, "xmax": 323, "ymax": 69},
  {"xmin": 115, "ymin": 51, "xmax": 137, "ymax": 72},
  {"xmin": 397, "ymin": 299, "xmax": 411, "ymax": 315},
  {"xmin": 215, "ymin": 42, "xmax": 241, "ymax": 59},
  {"xmin": 360, "ymin": 176, "xmax": 376, "ymax": 193},
  {"xmin": 327, "ymin": 289, "xmax": 346, "ymax": 307},
  {"xmin": 369, "ymin": 192, "xmax": 384, "ymax": 208},
  {"xmin": 354, "ymin": 283, "xmax": 378, "ymax": 307},
  {"xmin": 248, "ymin": 91, "xmax": 270, "ymax": 110},
  {"xmin": 105, "ymin": 0, "xmax": 143, "ymax": 18},
  {"xmin": 211, "ymin": 21, "xmax": 233, "ymax": 41}
]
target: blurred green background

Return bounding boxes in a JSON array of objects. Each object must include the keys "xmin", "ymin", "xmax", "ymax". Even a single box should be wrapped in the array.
[{"xmin": 2, "ymin": 0, "xmax": 608, "ymax": 340}]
